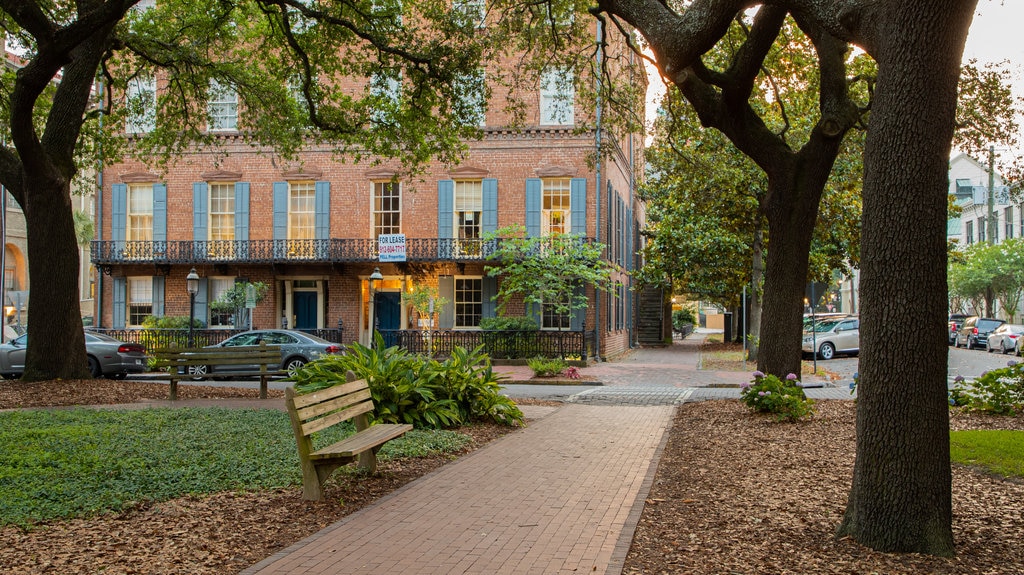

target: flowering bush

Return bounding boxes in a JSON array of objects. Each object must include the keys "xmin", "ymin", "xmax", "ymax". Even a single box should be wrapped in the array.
[
  {"xmin": 740, "ymin": 371, "xmax": 815, "ymax": 421},
  {"xmin": 562, "ymin": 366, "xmax": 582, "ymax": 380},
  {"xmin": 948, "ymin": 362, "xmax": 1024, "ymax": 415}
]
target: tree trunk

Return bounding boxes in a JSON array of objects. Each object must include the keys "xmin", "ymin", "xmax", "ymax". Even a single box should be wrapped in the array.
[
  {"xmin": 835, "ymin": 1, "xmax": 976, "ymax": 556},
  {"xmin": 747, "ymin": 226, "xmax": 764, "ymax": 362},
  {"xmin": 20, "ymin": 173, "xmax": 90, "ymax": 381}
]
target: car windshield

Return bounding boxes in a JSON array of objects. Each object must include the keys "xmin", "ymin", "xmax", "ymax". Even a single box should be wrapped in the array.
[{"xmin": 977, "ymin": 319, "xmax": 1004, "ymax": 330}]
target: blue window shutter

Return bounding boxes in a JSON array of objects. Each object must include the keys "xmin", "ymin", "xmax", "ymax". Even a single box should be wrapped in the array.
[
  {"xmin": 482, "ymin": 275, "xmax": 497, "ymax": 319},
  {"xmin": 194, "ymin": 278, "xmax": 208, "ymax": 326},
  {"xmin": 112, "ymin": 277, "xmax": 126, "ymax": 328},
  {"xmin": 273, "ymin": 182, "xmax": 289, "ymax": 240},
  {"xmin": 438, "ymin": 180, "xmax": 454, "ymax": 259},
  {"xmin": 482, "ymin": 178, "xmax": 498, "ymax": 233},
  {"xmin": 153, "ymin": 184, "xmax": 167, "ymax": 243},
  {"xmin": 112, "ymin": 184, "xmax": 127, "ymax": 247},
  {"xmin": 570, "ymin": 178, "xmax": 586, "ymax": 236},
  {"xmin": 193, "ymin": 183, "xmax": 208, "ymax": 241},
  {"xmin": 438, "ymin": 275, "xmax": 455, "ymax": 329},
  {"xmin": 235, "ymin": 182, "xmax": 250, "ymax": 241},
  {"xmin": 315, "ymin": 181, "xmax": 330, "ymax": 240},
  {"xmin": 570, "ymin": 284, "xmax": 584, "ymax": 331},
  {"xmin": 152, "ymin": 276, "xmax": 165, "ymax": 317},
  {"xmin": 525, "ymin": 179, "xmax": 541, "ymax": 237}
]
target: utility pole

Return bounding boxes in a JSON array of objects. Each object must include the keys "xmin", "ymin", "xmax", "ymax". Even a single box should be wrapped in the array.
[{"xmin": 988, "ymin": 144, "xmax": 997, "ymax": 244}]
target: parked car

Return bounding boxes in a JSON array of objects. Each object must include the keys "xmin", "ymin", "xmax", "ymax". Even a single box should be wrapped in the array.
[
  {"xmin": 948, "ymin": 313, "xmax": 970, "ymax": 345},
  {"xmin": 0, "ymin": 331, "xmax": 147, "ymax": 380},
  {"xmin": 986, "ymin": 323, "xmax": 1024, "ymax": 354},
  {"xmin": 802, "ymin": 316, "xmax": 859, "ymax": 360},
  {"xmin": 802, "ymin": 313, "xmax": 850, "ymax": 331},
  {"xmin": 187, "ymin": 329, "xmax": 343, "ymax": 378},
  {"xmin": 955, "ymin": 317, "xmax": 1006, "ymax": 350}
]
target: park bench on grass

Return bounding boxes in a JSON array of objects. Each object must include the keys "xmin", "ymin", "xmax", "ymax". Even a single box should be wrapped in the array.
[
  {"xmin": 152, "ymin": 342, "xmax": 282, "ymax": 400},
  {"xmin": 285, "ymin": 371, "xmax": 413, "ymax": 501}
]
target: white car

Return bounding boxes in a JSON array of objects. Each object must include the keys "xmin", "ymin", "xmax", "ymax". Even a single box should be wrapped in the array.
[
  {"xmin": 987, "ymin": 323, "xmax": 1024, "ymax": 354},
  {"xmin": 802, "ymin": 317, "xmax": 859, "ymax": 360}
]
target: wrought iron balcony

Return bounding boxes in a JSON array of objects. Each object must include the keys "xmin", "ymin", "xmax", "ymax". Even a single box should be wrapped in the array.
[{"xmin": 90, "ymin": 236, "xmax": 601, "ymax": 267}]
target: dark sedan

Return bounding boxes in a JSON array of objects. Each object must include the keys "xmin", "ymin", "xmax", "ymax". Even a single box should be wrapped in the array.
[
  {"xmin": 0, "ymin": 332, "xmax": 147, "ymax": 380},
  {"xmin": 188, "ymin": 329, "xmax": 342, "ymax": 378}
]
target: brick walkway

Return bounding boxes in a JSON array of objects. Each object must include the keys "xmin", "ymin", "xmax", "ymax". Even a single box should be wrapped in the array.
[{"xmin": 241, "ymin": 404, "xmax": 674, "ymax": 575}]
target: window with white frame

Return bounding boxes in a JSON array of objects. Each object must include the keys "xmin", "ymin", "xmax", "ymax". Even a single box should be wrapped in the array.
[
  {"xmin": 370, "ymin": 69, "xmax": 402, "ymax": 123},
  {"xmin": 454, "ymin": 69, "xmax": 486, "ymax": 127},
  {"xmin": 208, "ymin": 277, "xmax": 236, "ymax": 328},
  {"xmin": 541, "ymin": 296, "xmax": 570, "ymax": 330},
  {"xmin": 539, "ymin": 67, "xmax": 574, "ymax": 126},
  {"xmin": 126, "ymin": 75, "xmax": 156, "ymax": 134},
  {"xmin": 127, "ymin": 184, "xmax": 153, "ymax": 241},
  {"xmin": 127, "ymin": 277, "xmax": 152, "ymax": 327},
  {"xmin": 453, "ymin": 0, "xmax": 485, "ymax": 27},
  {"xmin": 454, "ymin": 277, "xmax": 482, "ymax": 328},
  {"xmin": 1005, "ymin": 206, "xmax": 1014, "ymax": 240},
  {"xmin": 965, "ymin": 220, "xmax": 974, "ymax": 245},
  {"xmin": 373, "ymin": 181, "xmax": 401, "ymax": 237},
  {"xmin": 542, "ymin": 178, "xmax": 571, "ymax": 235},
  {"xmin": 208, "ymin": 79, "xmax": 238, "ymax": 131},
  {"xmin": 454, "ymin": 180, "xmax": 482, "ymax": 254},
  {"xmin": 289, "ymin": 181, "xmax": 316, "ymax": 245},
  {"xmin": 209, "ymin": 183, "xmax": 235, "ymax": 258}
]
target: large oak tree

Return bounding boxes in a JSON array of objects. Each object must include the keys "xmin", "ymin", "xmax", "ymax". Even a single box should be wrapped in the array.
[{"xmin": 591, "ymin": 0, "xmax": 976, "ymax": 557}]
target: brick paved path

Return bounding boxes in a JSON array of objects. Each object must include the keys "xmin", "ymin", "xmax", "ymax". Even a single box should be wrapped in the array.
[{"xmin": 242, "ymin": 404, "xmax": 674, "ymax": 575}]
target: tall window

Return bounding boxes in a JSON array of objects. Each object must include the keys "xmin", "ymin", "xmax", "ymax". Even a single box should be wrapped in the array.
[
  {"xmin": 965, "ymin": 220, "xmax": 974, "ymax": 245},
  {"xmin": 978, "ymin": 217, "xmax": 986, "ymax": 243},
  {"xmin": 127, "ymin": 278, "xmax": 152, "ymax": 327},
  {"xmin": 373, "ymin": 181, "xmax": 401, "ymax": 237},
  {"xmin": 453, "ymin": 0, "xmax": 485, "ymax": 27},
  {"xmin": 454, "ymin": 278, "xmax": 482, "ymax": 328},
  {"xmin": 370, "ymin": 70, "xmax": 402, "ymax": 124},
  {"xmin": 127, "ymin": 184, "xmax": 153, "ymax": 241},
  {"xmin": 208, "ymin": 277, "xmax": 235, "ymax": 328},
  {"xmin": 539, "ymin": 67, "xmax": 574, "ymax": 126},
  {"xmin": 454, "ymin": 180, "xmax": 482, "ymax": 254},
  {"xmin": 1005, "ymin": 206, "xmax": 1014, "ymax": 240},
  {"xmin": 289, "ymin": 182, "xmax": 316, "ymax": 240},
  {"xmin": 208, "ymin": 79, "xmax": 238, "ymax": 131},
  {"xmin": 454, "ymin": 69, "xmax": 486, "ymax": 127},
  {"xmin": 126, "ymin": 75, "xmax": 156, "ymax": 134},
  {"xmin": 542, "ymin": 178, "xmax": 571, "ymax": 235},
  {"xmin": 209, "ymin": 183, "xmax": 235, "ymax": 258},
  {"xmin": 541, "ymin": 297, "xmax": 570, "ymax": 330}
]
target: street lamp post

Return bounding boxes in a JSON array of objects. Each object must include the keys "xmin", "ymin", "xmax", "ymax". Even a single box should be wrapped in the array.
[
  {"xmin": 368, "ymin": 267, "xmax": 383, "ymax": 348},
  {"xmin": 186, "ymin": 268, "xmax": 199, "ymax": 347}
]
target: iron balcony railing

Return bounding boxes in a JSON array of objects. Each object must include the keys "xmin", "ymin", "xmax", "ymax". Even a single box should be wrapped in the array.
[{"xmin": 90, "ymin": 237, "xmax": 601, "ymax": 266}]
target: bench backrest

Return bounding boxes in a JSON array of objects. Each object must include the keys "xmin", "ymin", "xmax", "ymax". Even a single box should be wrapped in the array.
[
  {"xmin": 286, "ymin": 376, "xmax": 375, "ymax": 437},
  {"xmin": 152, "ymin": 343, "xmax": 282, "ymax": 370}
]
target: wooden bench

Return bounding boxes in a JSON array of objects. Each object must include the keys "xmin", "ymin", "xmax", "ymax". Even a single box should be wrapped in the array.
[
  {"xmin": 285, "ymin": 371, "xmax": 412, "ymax": 501},
  {"xmin": 152, "ymin": 342, "xmax": 282, "ymax": 400}
]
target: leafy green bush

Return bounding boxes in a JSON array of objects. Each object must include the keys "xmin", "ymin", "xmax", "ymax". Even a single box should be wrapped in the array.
[
  {"xmin": 480, "ymin": 316, "xmax": 539, "ymax": 359},
  {"xmin": 949, "ymin": 362, "xmax": 1024, "ymax": 415},
  {"xmin": 479, "ymin": 316, "xmax": 538, "ymax": 331},
  {"xmin": 0, "ymin": 407, "xmax": 470, "ymax": 526},
  {"xmin": 739, "ymin": 371, "xmax": 815, "ymax": 421},
  {"xmin": 672, "ymin": 308, "xmax": 695, "ymax": 330},
  {"xmin": 527, "ymin": 356, "xmax": 568, "ymax": 377},
  {"xmin": 290, "ymin": 336, "xmax": 524, "ymax": 428}
]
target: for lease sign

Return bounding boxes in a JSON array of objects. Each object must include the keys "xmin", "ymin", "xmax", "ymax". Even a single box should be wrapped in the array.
[{"xmin": 378, "ymin": 233, "xmax": 407, "ymax": 262}]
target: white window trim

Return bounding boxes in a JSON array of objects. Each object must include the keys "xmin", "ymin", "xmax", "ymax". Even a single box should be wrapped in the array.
[
  {"xmin": 453, "ymin": 275, "xmax": 484, "ymax": 329},
  {"xmin": 372, "ymin": 180, "xmax": 402, "ymax": 238},
  {"xmin": 208, "ymin": 79, "xmax": 238, "ymax": 132},
  {"xmin": 126, "ymin": 75, "xmax": 156, "ymax": 134},
  {"xmin": 540, "ymin": 67, "xmax": 575, "ymax": 126}
]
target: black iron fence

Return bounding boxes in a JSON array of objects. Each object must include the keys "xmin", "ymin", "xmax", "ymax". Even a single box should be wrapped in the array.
[
  {"xmin": 89, "ymin": 327, "xmax": 588, "ymax": 360},
  {"xmin": 91, "ymin": 237, "xmax": 601, "ymax": 266}
]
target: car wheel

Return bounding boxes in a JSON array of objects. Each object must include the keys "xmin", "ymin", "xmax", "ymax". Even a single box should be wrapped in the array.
[
  {"xmin": 1002, "ymin": 342, "xmax": 1010, "ymax": 354},
  {"xmin": 817, "ymin": 342, "xmax": 835, "ymax": 360},
  {"xmin": 284, "ymin": 357, "xmax": 307, "ymax": 376},
  {"xmin": 87, "ymin": 356, "xmax": 102, "ymax": 378},
  {"xmin": 987, "ymin": 342, "xmax": 994, "ymax": 353},
  {"xmin": 188, "ymin": 364, "xmax": 209, "ymax": 380}
]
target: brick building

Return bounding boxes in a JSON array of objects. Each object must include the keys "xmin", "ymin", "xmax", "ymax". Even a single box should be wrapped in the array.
[{"xmin": 91, "ymin": 21, "xmax": 647, "ymax": 360}]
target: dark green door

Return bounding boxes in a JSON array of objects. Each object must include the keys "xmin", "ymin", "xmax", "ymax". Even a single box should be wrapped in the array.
[{"xmin": 293, "ymin": 292, "xmax": 317, "ymax": 330}]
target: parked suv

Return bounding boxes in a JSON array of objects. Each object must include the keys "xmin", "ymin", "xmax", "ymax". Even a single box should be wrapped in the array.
[
  {"xmin": 955, "ymin": 317, "xmax": 1006, "ymax": 350},
  {"xmin": 948, "ymin": 313, "xmax": 970, "ymax": 345},
  {"xmin": 802, "ymin": 316, "xmax": 859, "ymax": 360}
]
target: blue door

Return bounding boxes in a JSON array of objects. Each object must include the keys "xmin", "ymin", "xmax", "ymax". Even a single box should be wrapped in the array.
[
  {"xmin": 294, "ymin": 292, "xmax": 317, "ymax": 330},
  {"xmin": 374, "ymin": 292, "xmax": 402, "ymax": 347}
]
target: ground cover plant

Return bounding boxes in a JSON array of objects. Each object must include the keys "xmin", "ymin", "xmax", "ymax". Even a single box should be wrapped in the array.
[
  {"xmin": 0, "ymin": 407, "xmax": 470, "ymax": 526},
  {"xmin": 950, "ymin": 429, "xmax": 1024, "ymax": 478}
]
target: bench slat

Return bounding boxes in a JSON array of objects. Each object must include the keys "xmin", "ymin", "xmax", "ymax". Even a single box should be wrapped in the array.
[
  {"xmin": 309, "ymin": 424, "xmax": 413, "ymax": 460},
  {"xmin": 295, "ymin": 387, "xmax": 373, "ymax": 422},
  {"xmin": 301, "ymin": 399, "xmax": 374, "ymax": 436},
  {"xmin": 290, "ymin": 379, "xmax": 370, "ymax": 410}
]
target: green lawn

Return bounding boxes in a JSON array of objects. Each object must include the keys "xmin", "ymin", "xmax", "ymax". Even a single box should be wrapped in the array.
[
  {"xmin": 950, "ymin": 430, "xmax": 1024, "ymax": 478},
  {"xmin": 0, "ymin": 407, "xmax": 470, "ymax": 527}
]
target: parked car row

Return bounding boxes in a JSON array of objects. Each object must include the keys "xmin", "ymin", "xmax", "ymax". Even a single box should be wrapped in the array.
[{"xmin": 950, "ymin": 315, "xmax": 1024, "ymax": 355}]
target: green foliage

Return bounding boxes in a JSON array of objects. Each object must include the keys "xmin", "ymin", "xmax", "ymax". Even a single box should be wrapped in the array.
[
  {"xmin": 527, "ymin": 356, "xmax": 569, "ymax": 377},
  {"xmin": 479, "ymin": 316, "xmax": 540, "ymax": 359},
  {"xmin": 739, "ymin": 372, "xmax": 816, "ymax": 422},
  {"xmin": 949, "ymin": 430, "xmax": 1024, "ymax": 479},
  {"xmin": 672, "ymin": 308, "xmax": 695, "ymax": 330},
  {"xmin": 949, "ymin": 362, "xmax": 1024, "ymax": 416},
  {"xmin": 0, "ymin": 407, "xmax": 470, "ymax": 526},
  {"xmin": 290, "ymin": 338, "xmax": 523, "ymax": 428},
  {"xmin": 209, "ymin": 281, "xmax": 268, "ymax": 313},
  {"xmin": 483, "ymin": 224, "xmax": 619, "ymax": 326},
  {"xmin": 479, "ymin": 316, "xmax": 538, "ymax": 331},
  {"xmin": 401, "ymin": 285, "xmax": 449, "ymax": 329},
  {"xmin": 949, "ymin": 239, "xmax": 1024, "ymax": 321},
  {"xmin": 139, "ymin": 315, "xmax": 210, "ymax": 349}
]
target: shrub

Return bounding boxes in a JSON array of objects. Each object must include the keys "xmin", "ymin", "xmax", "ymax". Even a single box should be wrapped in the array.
[
  {"xmin": 740, "ymin": 371, "xmax": 815, "ymax": 422},
  {"xmin": 672, "ymin": 308, "xmax": 695, "ymax": 331},
  {"xmin": 480, "ymin": 316, "xmax": 540, "ymax": 359},
  {"xmin": 527, "ymin": 356, "xmax": 568, "ymax": 377},
  {"xmin": 479, "ymin": 316, "xmax": 538, "ymax": 331},
  {"xmin": 949, "ymin": 361, "xmax": 1024, "ymax": 415}
]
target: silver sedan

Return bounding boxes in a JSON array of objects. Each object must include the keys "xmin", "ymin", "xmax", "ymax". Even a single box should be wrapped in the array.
[
  {"xmin": 0, "ymin": 332, "xmax": 148, "ymax": 380},
  {"xmin": 987, "ymin": 323, "xmax": 1024, "ymax": 354}
]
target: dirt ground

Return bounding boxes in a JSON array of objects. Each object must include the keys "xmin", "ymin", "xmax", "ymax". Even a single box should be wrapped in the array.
[{"xmin": 2, "ymin": 378, "xmax": 1023, "ymax": 574}]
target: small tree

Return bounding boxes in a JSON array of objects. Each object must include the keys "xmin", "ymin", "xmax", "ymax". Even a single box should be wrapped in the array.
[
  {"xmin": 483, "ymin": 225, "xmax": 618, "ymax": 330},
  {"xmin": 402, "ymin": 285, "xmax": 449, "ymax": 330},
  {"xmin": 209, "ymin": 282, "xmax": 268, "ymax": 330}
]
